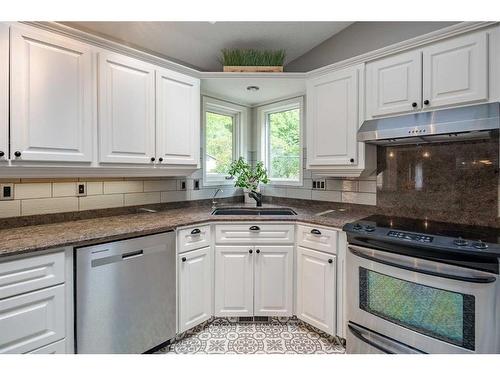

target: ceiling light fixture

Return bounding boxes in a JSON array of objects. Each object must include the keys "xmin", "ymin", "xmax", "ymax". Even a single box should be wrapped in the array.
[{"xmin": 246, "ymin": 85, "xmax": 260, "ymax": 92}]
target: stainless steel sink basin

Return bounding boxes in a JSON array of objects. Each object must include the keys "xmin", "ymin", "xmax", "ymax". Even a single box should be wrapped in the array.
[{"xmin": 211, "ymin": 207, "xmax": 297, "ymax": 216}]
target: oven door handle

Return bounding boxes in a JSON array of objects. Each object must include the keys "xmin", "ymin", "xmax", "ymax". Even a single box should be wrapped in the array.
[
  {"xmin": 348, "ymin": 245, "xmax": 497, "ymax": 284},
  {"xmin": 348, "ymin": 322, "xmax": 425, "ymax": 354}
]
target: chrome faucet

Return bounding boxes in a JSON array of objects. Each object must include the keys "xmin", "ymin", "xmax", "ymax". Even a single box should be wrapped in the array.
[{"xmin": 212, "ymin": 188, "xmax": 223, "ymax": 209}]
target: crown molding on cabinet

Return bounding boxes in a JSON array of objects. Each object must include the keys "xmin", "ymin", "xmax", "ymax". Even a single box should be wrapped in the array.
[
  {"xmin": 20, "ymin": 21, "xmax": 202, "ymax": 78},
  {"xmin": 21, "ymin": 21, "xmax": 498, "ymax": 81},
  {"xmin": 307, "ymin": 21, "xmax": 498, "ymax": 78}
]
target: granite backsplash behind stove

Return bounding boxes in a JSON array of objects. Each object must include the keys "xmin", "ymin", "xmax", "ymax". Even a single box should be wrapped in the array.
[{"xmin": 375, "ymin": 134, "xmax": 499, "ymax": 227}]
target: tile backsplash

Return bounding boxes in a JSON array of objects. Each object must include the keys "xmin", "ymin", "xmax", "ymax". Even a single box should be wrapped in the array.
[{"xmin": 0, "ymin": 174, "xmax": 242, "ymax": 219}]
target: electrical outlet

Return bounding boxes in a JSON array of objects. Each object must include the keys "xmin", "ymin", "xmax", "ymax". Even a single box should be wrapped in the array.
[
  {"xmin": 0, "ymin": 183, "xmax": 14, "ymax": 200},
  {"xmin": 179, "ymin": 180, "xmax": 187, "ymax": 191},
  {"xmin": 193, "ymin": 179, "xmax": 200, "ymax": 190},
  {"xmin": 312, "ymin": 179, "xmax": 326, "ymax": 190},
  {"xmin": 76, "ymin": 182, "xmax": 87, "ymax": 197}
]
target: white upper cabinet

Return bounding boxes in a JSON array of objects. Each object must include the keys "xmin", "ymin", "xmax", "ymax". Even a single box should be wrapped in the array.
[
  {"xmin": 98, "ymin": 51, "xmax": 156, "ymax": 164},
  {"xmin": 366, "ymin": 31, "xmax": 490, "ymax": 119},
  {"xmin": 0, "ymin": 24, "xmax": 8, "ymax": 161},
  {"xmin": 156, "ymin": 68, "xmax": 200, "ymax": 166},
  {"xmin": 254, "ymin": 246, "xmax": 293, "ymax": 317},
  {"xmin": 10, "ymin": 26, "xmax": 93, "ymax": 162},
  {"xmin": 366, "ymin": 50, "xmax": 422, "ymax": 117},
  {"xmin": 307, "ymin": 65, "xmax": 359, "ymax": 167},
  {"xmin": 178, "ymin": 247, "xmax": 212, "ymax": 333},
  {"xmin": 422, "ymin": 32, "xmax": 488, "ymax": 109}
]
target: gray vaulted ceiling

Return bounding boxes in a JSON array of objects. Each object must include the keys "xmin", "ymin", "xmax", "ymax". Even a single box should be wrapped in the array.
[{"xmin": 62, "ymin": 21, "xmax": 353, "ymax": 71}]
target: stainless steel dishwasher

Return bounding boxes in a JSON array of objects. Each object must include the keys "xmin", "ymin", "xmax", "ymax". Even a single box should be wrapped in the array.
[{"xmin": 76, "ymin": 231, "xmax": 176, "ymax": 354}]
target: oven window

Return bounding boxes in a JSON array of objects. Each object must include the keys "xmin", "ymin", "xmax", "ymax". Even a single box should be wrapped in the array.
[{"xmin": 359, "ymin": 268, "xmax": 475, "ymax": 350}]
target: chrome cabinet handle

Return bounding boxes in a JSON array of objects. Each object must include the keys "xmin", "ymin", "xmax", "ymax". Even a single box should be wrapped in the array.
[
  {"xmin": 249, "ymin": 226, "xmax": 260, "ymax": 231},
  {"xmin": 310, "ymin": 229, "xmax": 321, "ymax": 235},
  {"xmin": 348, "ymin": 245, "xmax": 497, "ymax": 284},
  {"xmin": 191, "ymin": 228, "xmax": 201, "ymax": 235}
]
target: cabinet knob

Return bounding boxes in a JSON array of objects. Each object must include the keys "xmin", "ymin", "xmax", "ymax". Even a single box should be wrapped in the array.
[
  {"xmin": 249, "ymin": 226, "xmax": 260, "ymax": 231},
  {"xmin": 424, "ymin": 99, "xmax": 430, "ymax": 105},
  {"xmin": 182, "ymin": 257, "xmax": 187, "ymax": 262},
  {"xmin": 150, "ymin": 157, "xmax": 156, "ymax": 162},
  {"xmin": 350, "ymin": 158, "xmax": 354, "ymax": 163},
  {"xmin": 159, "ymin": 157, "xmax": 163, "ymax": 162},
  {"xmin": 0, "ymin": 151, "xmax": 4, "ymax": 157},
  {"xmin": 249, "ymin": 249, "xmax": 253, "ymax": 254},
  {"xmin": 412, "ymin": 102, "xmax": 418, "ymax": 108},
  {"xmin": 191, "ymin": 228, "xmax": 201, "ymax": 235},
  {"xmin": 256, "ymin": 249, "xmax": 260, "ymax": 254},
  {"xmin": 14, "ymin": 151, "xmax": 21, "ymax": 157},
  {"xmin": 311, "ymin": 229, "xmax": 322, "ymax": 235},
  {"xmin": 328, "ymin": 259, "xmax": 333, "ymax": 264}
]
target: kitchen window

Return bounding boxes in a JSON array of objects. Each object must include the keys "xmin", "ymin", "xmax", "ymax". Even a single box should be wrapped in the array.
[
  {"xmin": 258, "ymin": 97, "xmax": 303, "ymax": 186},
  {"xmin": 202, "ymin": 97, "xmax": 246, "ymax": 185}
]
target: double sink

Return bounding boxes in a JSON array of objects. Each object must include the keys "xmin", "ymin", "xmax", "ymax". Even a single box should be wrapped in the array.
[{"xmin": 211, "ymin": 207, "xmax": 297, "ymax": 216}]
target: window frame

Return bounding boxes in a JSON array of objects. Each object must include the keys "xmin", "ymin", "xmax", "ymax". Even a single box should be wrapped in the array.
[
  {"xmin": 257, "ymin": 97, "xmax": 304, "ymax": 187},
  {"xmin": 202, "ymin": 96, "xmax": 247, "ymax": 186}
]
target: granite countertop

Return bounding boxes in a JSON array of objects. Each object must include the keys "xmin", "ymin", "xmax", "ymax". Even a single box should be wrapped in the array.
[{"xmin": 0, "ymin": 202, "xmax": 371, "ymax": 258}]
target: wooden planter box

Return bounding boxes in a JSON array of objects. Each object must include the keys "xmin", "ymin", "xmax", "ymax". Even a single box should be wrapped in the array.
[{"xmin": 223, "ymin": 66, "xmax": 283, "ymax": 73}]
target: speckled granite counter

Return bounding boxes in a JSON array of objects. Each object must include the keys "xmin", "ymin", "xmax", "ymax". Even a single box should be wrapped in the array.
[{"xmin": 0, "ymin": 201, "xmax": 371, "ymax": 258}]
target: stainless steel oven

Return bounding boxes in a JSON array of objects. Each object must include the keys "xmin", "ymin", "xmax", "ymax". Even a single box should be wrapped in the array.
[{"xmin": 347, "ymin": 244, "xmax": 500, "ymax": 354}]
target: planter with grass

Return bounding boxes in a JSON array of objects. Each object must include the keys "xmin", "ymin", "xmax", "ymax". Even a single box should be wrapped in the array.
[{"xmin": 221, "ymin": 48, "xmax": 285, "ymax": 73}]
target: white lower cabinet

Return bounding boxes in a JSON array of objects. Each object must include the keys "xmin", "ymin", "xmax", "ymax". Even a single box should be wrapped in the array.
[
  {"xmin": 254, "ymin": 246, "xmax": 293, "ymax": 316},
  {"xmin": 178, "ymin": 247, "xmax": 212, "ymax": 333},
  {"xmin": 214, "ymin": 244, "xmax": 294, "ymax": 318},
  {"xmin": 214, "ymin": 246, "xmax": 254, "ymax": 317},
  {"xmin": 296, "ymin": 247, "xmax": 336, "ymax": 336},
  {"xmin": 28, "ymin": 339, "xmax": 66, "ymax": 354},
  {"xmin": 0, "ymin": 285, "xmax": 65, "ymax": 354},
  {"xmin": 0, "ymin": 249, "xmax": 70, "ymax": 354}
]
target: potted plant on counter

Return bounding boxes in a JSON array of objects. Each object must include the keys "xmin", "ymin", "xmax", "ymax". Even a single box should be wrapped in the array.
[
  {"xmin": 220, "ymin": 48, "xmax": 285, "ymax": 73},
  {"xmin": 227, "ymin": 157, "xmax": 269, "ymax": 206}
]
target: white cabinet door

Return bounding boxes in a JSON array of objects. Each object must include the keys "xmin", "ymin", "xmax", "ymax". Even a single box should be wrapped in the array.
[
  {"xmin": 366, "ymin": 50, "xmax": 422, "ymax": 117},
  {"xmin": 0, "ymin": 24, "xmax": 8, "ymax": 162},
  {"xmin": 214, "ymin": 246, "xmax": 253, "ymax": 317},
  {"xmin": 156, "ymin": 68, "xmax": 200, "ymax": 165},
  {"xmin": 0, "ymin": 285, "xmax": 65, "ymax": 354},
  {"xmin": 423, "ymin": 32, "xmax": 488, "ymax": 109},
  {"xmin": 254, "ymin": 245, "xmax": 293, "ymax": 317},
  {"xmin": 98, "ymin": 51, "xmax": 156, "ymax": 164},
  {"xmin": 28, "ymin": 339, "xmax": 66, "ymax": 354},
  {"xmin": 307, "ymin": 66, "xmax": 359, "ymax": 166},
  {"xmin": 178, "ymin": 247, "xmax": 212, "ymax": 333},
  {"xmin": 10, "ymin": 26, "xmax": 93, "ymax": 162},
  {"xmin": 296, "ymin": 247, "xmax": 336, "ymax": 335}
]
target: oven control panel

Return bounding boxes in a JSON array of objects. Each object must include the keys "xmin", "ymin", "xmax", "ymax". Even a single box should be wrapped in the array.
[{"xmin": 387, "ymin": 230, "xmax": 433, "ymax": 243}]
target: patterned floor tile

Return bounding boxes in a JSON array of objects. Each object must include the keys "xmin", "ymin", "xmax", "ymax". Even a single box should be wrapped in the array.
[{"xmin": 156, "ymin": 317, "xmax": 345, "ymax": 354}]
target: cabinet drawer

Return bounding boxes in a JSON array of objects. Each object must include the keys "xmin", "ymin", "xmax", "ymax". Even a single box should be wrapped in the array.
[
  {"xmin": 215, "ymin": 224, "xmax": 294, "ymax": 244},
  {"xmin": 297, "ymin": 225, "xmax": 338, "ymax": 254},
  {"xmin": 0, "ymin": 285, "xmax": 65, "ymax": 354},
  {"xmin": 28, "ymin": 339, "xmax": 66, "ymax": 354},
  {"xmin": 178, "ymin": 225, "xmax": 211, "ymax": 253},
  {"xmin": 0, "ymin": 250, "xmax": 65, "ymax": 300}
]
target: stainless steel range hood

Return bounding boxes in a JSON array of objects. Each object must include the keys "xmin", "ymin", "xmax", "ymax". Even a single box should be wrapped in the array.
[{"xmin": 357, "ymin": 103, "xmax": 500, "ymax": 145}]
